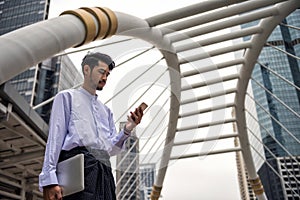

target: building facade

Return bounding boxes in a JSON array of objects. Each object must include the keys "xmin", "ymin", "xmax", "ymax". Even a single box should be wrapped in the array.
[
  {"xmin": 33, "ymin": 56, "xmax": 83, "ymax": 122},
  {"xmin": 0, "ymin": 0, "xmax": 50, "ymax": 35},
  {"xmin": 0, "ymin": 0, "xmax": 50, "ymax": 104},
  {"xmin": 234, "ymin": 137, "xmax": 256, "ymax": 200},
  {"xmin": 0, "ymin": 0, "xmax": 83, "ymax": 123},
  {"xmin": 242, "ymin": 9, "xmax": 300, "ymax": 199},
  {"xmin": 116, "ymin": 122, "xmax": 140, "ymax": 200},
  {"xmin": 139, "ymin": 164, "xmax": 155, "ymax": 200}
]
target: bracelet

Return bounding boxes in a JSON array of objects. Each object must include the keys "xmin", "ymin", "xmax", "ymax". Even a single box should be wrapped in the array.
[{"xmin": 124, "ymin": 126, "xmax": 132, "ymax": 136}]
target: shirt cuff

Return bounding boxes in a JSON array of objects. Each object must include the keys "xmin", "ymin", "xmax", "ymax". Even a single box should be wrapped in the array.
[
  {"xmin": 39, "ymin": 170, "xmax": 58, "ymax": 191},
  {"xmin": 109, "ymin": 130, "xmax": 130, "ymax": 156},
  {"xmin": 119, "ymin": 129, "xmax": 130, "ymax": 142}
]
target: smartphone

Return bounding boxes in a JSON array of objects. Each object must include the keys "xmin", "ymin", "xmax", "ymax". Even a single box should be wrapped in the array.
[
  {"xmin": 139, "ymin": 102, "xmax": 148, "ymax": 111},
  {"xmin": 131, "ymin": 102, "xmax": 148, "ymax": 121}
]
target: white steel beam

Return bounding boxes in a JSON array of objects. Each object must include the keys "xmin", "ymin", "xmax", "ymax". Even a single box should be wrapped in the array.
[
  {"xmin": 173, "ymin": 133, "xmax": 238, "ymax": 146},
  {"xmin": 161, "ymin": 0, "xmax": 284, "ymax": 35},
  {"xmin": 179, "ymin": 102, "xmax": 236, "ymax": 119},
  {"xmin": 146, "ymin": 0, "xmax": 245, "ymax": 26},
  {"xmin": 181, "ymin": 58, "xmax": 245, "ymax": 78},
  {"xmin": 176, "ymin": 26, "xmax": 262, "ymax": 52},
  {"xmin": 177, "ymin": 118, "xmax": 236, "ymax": 132},
  {"xmin": 181, "ymin": 73, "xmax": 239, "ymax": 91},
  {"xmin": 169, "ymin": 6, "xmax": 279, "ymax": 43},
  {"xmin": 170, "ymin": 147, "xmax": 241, "ymax": 160},
  {"xmin": 179, "ymin": 42, "xmax": 252, "ymax": 64},
  {"xmin": 180, "ymin": 87, "xmax": 237, "ymax": 105}
]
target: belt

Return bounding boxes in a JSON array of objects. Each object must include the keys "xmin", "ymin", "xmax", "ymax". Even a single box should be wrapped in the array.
[{"xmin": 59, "ymin": 146, "xmax": 111, "ymax": 167}]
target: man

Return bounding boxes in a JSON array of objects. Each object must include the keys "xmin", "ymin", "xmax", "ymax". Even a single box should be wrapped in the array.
[{"xmin": 39, "ymin": 52, "xmax": 144, "ymax": 200}]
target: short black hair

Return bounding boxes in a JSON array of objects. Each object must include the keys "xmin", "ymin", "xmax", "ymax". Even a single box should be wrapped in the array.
[{"xmin": 81, "ymin": 52, "xmax": 115, "ymax": 73}]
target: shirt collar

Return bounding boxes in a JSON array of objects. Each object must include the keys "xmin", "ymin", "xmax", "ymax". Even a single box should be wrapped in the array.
[{"xmin": 79, "ymin": 87, "xmax": 98, "ymax": 100}]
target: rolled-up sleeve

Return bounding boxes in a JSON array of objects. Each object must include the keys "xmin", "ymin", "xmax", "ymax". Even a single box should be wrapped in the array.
[{"xmin": 39, "ymin": 92, "xmax": 71, "ymax": 191}]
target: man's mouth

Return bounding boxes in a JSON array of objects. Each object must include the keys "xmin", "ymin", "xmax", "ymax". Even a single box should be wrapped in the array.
[
  {"xmin": 99, "ymin": 80, "xmax": 106, "ymax": 84},
  {"xmin": 97, "ymin": 80, "xmax": 106, "ymax": 90}
]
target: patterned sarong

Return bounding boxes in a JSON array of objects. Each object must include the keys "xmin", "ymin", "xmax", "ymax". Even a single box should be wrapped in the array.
[{"xmin": 59, "ymin": 146, "xmax": 116, "ymax": 200}]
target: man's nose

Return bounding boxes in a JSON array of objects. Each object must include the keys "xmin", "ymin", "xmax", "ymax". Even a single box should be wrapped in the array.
[{"xmin": 101, "ymin": 73, "xmax": 108, "ymax": 80}]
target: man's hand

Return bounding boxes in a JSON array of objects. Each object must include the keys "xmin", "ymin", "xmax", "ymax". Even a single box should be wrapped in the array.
[
  {"xmin": 126, "ymin": 106, "xmax": 144, "ymax": 132},
  {"xmin": 43, "ymin": 185, "xmax": 63, "ymax": 200}
]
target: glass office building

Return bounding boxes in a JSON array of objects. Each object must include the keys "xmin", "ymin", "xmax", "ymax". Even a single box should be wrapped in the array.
[
  {"xmin": 117, "ymin": 122, "xmax": 140, "ymax": 200},
  {"xmin": 242, "ymin": 9, "xmax": 300, "ymax": 200},
  {"xmin": 33, "ymin": 56, "xmax": 83, "ymax": 122},
  {"xmin": 0, "ymin": 0, "xmax": 50, "ymax": 103},
  {"xmin": 139, "ymin": 164, "xmax": 156, "ymax": 200},
  {"xmin": 0, "ymin": 0, "xmax": 83, "ymax": 123},
  {"xmin": 0, "ymin": 0, "xmax": 49, "ymax": 35}
]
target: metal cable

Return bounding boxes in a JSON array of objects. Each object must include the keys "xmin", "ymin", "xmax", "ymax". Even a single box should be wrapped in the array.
[
  {"xmin": 248, "ymin": 128, "xmax": 300, "ymax": 181},
  {"xmin": 115, "ymin": 46, "xmax": 155, "ymax": 68},
  {"xmin": 247, "ymin": 94, "xmax": 300, "ymax": 145},
  {"xmin": 245, "ymin": 106, "xmax": 300, "ymax": 166},
  {"xmin": 114, "ymin": 68, "xmax": 169, "ymax": 124},
  {"xmin": 113, "ymin": 84, "xmax": 170, "ymax": 171},
  {"xmin": 124, "ymin": 136, "xmax": 167, "ymax": 200},
  {"xmin": 32, "ymin": 82, "xmax": 82, "ymax": 110},
  {"xmin": 265, "ymin": 42, "xmax": 300, "ymax": 61},
  {"xmin": 250, "ymin": 78, "xmax": 300, "ymax": 119},
  {"xmin": 249, "ymin": 143, "xmax": 300, "ymax": 198},
  {"xmin": 115, "ymin": 97, "xmax": 170, "ymax": 187},
  {"xmin": 33, "ymin": 39, "xmax": 146, "ymax": 109},
  {"xmin": 280, "ymin": 22, "xmax": 300, "ymax": 31},
  {"xmin": 117, "ymin": 127, "xmax": 168, "ymax": 199},
  {"xmin": 256, "ymin": 61, "xmax": 300, "ymax": 91},
  {"xmin": 118, "ymin": 131, "xmax": 168, "ymax": 200},
  {"xmin": 104, "ymin": 57, "xmax": 164, "ymax": 104}
]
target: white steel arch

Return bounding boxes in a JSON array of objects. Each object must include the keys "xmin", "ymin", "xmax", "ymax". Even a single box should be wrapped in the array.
[{"xmin": 0, "ymin": 0, "xmax": 299, "ymax": 199}]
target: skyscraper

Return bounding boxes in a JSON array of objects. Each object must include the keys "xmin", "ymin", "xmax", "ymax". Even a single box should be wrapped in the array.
[
  {"xmin": 234, "ymin": 137, "xmax": 256, "ymax": 200},
  {"xmin": 116, "ymin": 122, "xmax": 140, "ymax": 200},
  {"xmin": 0, "ymin": 0, "xmax": 50, "ymax": 103},
  {"xmin": 33, "ymin": 56, "xmax": 83, "ymax": 122},
  {"xmin": 139, "ymin": 163, "xmax": 156, "ymax": 200},
  {"xmin": 0, "ymin": 0, "xmax": 50, "ymax": 35},
  {"xmin": 242, "ymin": 9, "xmax": 300, "ymax": 199},
  {"xmin": 0, "ymin": 0, "xmax": 83, "ymax": 122}
]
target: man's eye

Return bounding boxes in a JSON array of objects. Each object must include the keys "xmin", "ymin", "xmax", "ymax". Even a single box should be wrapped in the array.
[
  {"xmin": 98, "ymin": 69, "xmax": 110, "ymax": 77},
  {"xmin": 99, "ymin": 69, "xmax": 105, "ymax": 74}
]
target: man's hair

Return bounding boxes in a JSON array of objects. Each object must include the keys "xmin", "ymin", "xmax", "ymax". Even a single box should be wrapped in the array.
[{"xmin": 81, "ymin": 52, "xmax": 115, "ymax": 73}]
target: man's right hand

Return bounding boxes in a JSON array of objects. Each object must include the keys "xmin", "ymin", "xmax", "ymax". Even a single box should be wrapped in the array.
[{"xmin": 43, "ymin": 185, "xmax": 63, "ymax": 200}]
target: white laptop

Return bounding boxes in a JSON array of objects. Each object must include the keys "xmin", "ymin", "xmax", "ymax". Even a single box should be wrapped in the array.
[{"xmin": 57, "ymin": 154, "xmax": 84, "ymax": 196}]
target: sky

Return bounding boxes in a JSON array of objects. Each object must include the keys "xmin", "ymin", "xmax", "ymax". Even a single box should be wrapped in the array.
[{"xmin": 49, "ymin": 1, "xmax": 241, "ymax": 199}]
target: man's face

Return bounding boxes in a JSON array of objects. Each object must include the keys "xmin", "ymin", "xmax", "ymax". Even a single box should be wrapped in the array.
[{"xmin": 89, "ymin": 61, "xmax": 110, "ymax": 91}]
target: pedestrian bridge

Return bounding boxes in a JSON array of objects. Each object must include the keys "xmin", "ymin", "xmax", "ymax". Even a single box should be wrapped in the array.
[{"xmin": 0, "ymin": 0, "xmax": 299, "ymax": 199}]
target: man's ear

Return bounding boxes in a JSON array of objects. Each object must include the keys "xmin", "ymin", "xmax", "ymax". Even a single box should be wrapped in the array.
[{"xmin": 83, "ymin": 65, "xmax": 90, "ymax": 76}]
